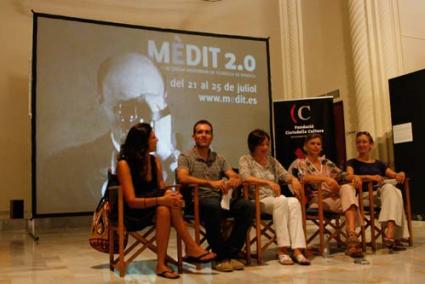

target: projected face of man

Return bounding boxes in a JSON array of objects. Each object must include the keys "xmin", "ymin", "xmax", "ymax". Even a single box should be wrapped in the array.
[
  {"xmin": 99, "ymin": 53, "xmax": 167, "ymax": 144},
  {"xmin": 98, "ymin": 53, "xmax": 167, "ymax": 145}
]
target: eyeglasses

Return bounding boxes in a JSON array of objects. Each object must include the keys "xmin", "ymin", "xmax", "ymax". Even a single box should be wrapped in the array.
[{"xmin": 113, "ymin": 98, "xmax": 153, "ymax": 123}]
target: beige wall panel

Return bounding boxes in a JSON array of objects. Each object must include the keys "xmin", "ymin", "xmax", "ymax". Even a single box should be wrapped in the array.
[
  {"xmin": 399, "ymin": 0, "xmax": 425, "ymax": 39},
  {"xmin": 401, "ymin": 37, "xmax": 425, "ymax": 75},
  {"xmin": 399, "ymin": 0, "xmax": 425, "ymax": 74},
  {"xmin": 300, "ymin": 0, "xmax": 356, "ymax": 158}
]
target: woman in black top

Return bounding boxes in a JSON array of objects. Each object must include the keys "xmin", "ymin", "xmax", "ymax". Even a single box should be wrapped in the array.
[
  {"xmin": 346, "ymin": 131, "xmax": 409, "ymax": 249},
  {"xmin": 117, "ymin": 123, "xmax": 215, "ymax": 279}
]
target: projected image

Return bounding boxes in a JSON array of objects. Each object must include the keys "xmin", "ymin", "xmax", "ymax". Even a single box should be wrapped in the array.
[
  {"xmin": 98, "ymin": 53, "xmax": 179, "ymax": 186},
  {"xmin": 34, "ymin": 15, "xmax": 271, "ymax": 215}
]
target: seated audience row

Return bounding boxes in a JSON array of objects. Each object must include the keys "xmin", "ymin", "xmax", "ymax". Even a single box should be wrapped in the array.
[{"xmin": 116, "ymin": 120, "xmax": 409, "ymax": 279}]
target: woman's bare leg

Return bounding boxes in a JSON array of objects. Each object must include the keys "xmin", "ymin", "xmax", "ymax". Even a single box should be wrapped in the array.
[
  {"xmin": 345, "ymin": 205, "xmax": 357, "ymax": 234},
  {"xmin": 155, "ymin": 205, "xmax": 174, "ymax": 273},
  {"xmin": 170, "ymin": 207, "xmax": 214, "ymax": 258},
  {"xmin": 293, "ymin": 248, "xmax": 303, "ymax": 256},
  {"xmin": 278, "ymin": 247, "xmax": 290, "ymax": 255},
  {"xmin": 386, "ymin": 220, "xmax": 395, "ymax": 239},
  {"xmin": 344, "ymin": 204, "xmax": 363, "ymax": 256}
]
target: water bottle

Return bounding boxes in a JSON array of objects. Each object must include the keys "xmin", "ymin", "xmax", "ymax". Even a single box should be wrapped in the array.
[
  {"xmin": 323, "ymin": 247, "xmax": 329, "ymax": 258},
  {"xmin": 323, "ymin": 243, "xmax": 330, "ymax": 262}
]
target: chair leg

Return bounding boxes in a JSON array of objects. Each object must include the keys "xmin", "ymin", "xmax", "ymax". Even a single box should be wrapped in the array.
[
  {"xmin": 177, "ymin": 234, "xmax": 183, "ymax": 274},
  {"xmin": 245, "ymin": 227, "xmax": 251, "ymax": 265},
  {"xmin": 255, "ymin": 196, "xmax": 263, "ymax": 264},
  {"xmin": 369, "ymin": 196, "xmax": 377, "ymax": 251},
  {"xmin": 109, "ymin": 228, "xmax": 114, "ymax": 271},
  {"xmin": 357, "ymin": 188, "xmax": 367, "ymax": 252},
  {"xmin": 256, "ymin": 221, "xmax": 263, "ymax": 264},
  {"xmin": 318, "ymin": 211, "xmax": 325, "ymax": 255},
  {"xmin": 404, "ymin": 179, "xmax": 413, "ymax": 246},
  {"xmin": 360, "ymin": 220, "xmax": 366, "ymax": 252},
  {"xmin": 118, "ymin": 230, "xmax": 126, "ymax": 277}
]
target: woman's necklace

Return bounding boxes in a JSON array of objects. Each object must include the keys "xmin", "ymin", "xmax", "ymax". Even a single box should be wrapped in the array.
[
  {"xmin": 307, "ymin": 156, "xmax": 322, "ymax": 173},
  {"xmin": 254, "ymin": 155, "xmax": 267, "ymax": 167}
]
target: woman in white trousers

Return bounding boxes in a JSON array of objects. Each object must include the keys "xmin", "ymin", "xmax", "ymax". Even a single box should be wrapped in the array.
[
  {"xmin": 346, "ymin": 131, "xmax": 409, "ymax": 249},
  {"xmin": 239, "ymin": 129, "xmax": 310, "ymax": 265}
]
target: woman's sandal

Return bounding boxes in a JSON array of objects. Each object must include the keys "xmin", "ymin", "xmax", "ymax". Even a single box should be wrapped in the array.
[
  {"xmin": 345, "ymin": 244, "xmax": 363, "ymax": 258},
  {"xmin": 384, "ymin": 238, "xmax": 406, "ymax": 251},
  {"xmin": 278, "ymin": 254, "xmax": 294, "ymax": 265},
  {"xmin": 293, "ymin": 254, "xmax": 311, "ymax": 265},
  {"xmin": 393, "ymin": 239, "xmax": 407, "ymax": 251},
  {"xmin": 156, "ymin": 269, "xmax": 180, "ymax": 279},
  {"xmin": 345, "ymin": 233, "xmax": 364, "ymax": 258},
  {"xmin": 383, "ymin": 237, "xmax": 395, "ymax": 249},
  {"xmin": 183, "ymin": 251, "xmax": 216, "ymax": 264}
]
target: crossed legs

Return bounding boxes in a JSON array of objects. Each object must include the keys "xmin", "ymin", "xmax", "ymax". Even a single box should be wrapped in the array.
[
  {"xmin": 319, "ymin": 184, "xmax": 362, "ymax": 257},
  {"xmin": 155, "ymin": 205, "xmax": 215, "ymax": 276}
]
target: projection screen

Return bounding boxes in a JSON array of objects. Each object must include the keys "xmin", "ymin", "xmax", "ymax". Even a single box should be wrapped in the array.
[{"xmin": 32, "ymin": 13, "xmax": 272, "ymax": 216}]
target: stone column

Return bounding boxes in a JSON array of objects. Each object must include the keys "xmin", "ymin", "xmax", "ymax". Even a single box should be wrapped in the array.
[
  {"xmin": 347, "ymin": 0, "xmax": 403, "ymax": 162},
  {"xmin": 279, "ymin": 0, "xmax": 306, "ymax": 99}
]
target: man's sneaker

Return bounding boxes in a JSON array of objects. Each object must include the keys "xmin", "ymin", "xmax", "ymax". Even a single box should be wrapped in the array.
[
  {"xmin": 230, "ymin": 259, "xmax": 244, "ymax": 270},
  {"xmin": 213, "ymin": 259, "xmax": 233, "ymax": 272}
]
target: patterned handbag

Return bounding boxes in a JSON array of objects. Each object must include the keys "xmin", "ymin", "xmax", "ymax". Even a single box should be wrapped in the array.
[{"xmin": 89, "ymin": 196, "xmax": 128, "ymax": 253}]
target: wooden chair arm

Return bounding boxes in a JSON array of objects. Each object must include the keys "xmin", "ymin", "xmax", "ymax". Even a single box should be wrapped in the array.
[
  {"xmin": 179, "ymin": 184, "xmax": 200, "ymax": 200},
  {"xmin": 241, "ymin": 182, "xmax": 250, "ymax": 200},
  {"xmin": 353, "ymin": 179, "xmax": 365, "ymax": 211},
  {"xmin": 401, "ymin": 177, "xmax": 411, "ymax": 195},
  {"xmin": 300, "ymin": 179, "xmax": 324, "ymax": 206},
  {"xmin": 108, "ymin": 185, "xmax": 124, "ymax": 233},
  {"xmin": 293, "ymin": 181, "xmax": 307, "ymax": 206}
]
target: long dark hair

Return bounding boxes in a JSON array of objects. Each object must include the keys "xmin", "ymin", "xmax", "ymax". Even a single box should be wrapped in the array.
[{"xmin": 119, "ymin": 123, "xmax": 152, "ymax": 179}]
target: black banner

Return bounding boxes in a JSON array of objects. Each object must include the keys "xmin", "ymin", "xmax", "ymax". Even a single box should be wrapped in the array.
[
  {"xmin": 273, "ymin": 97, "xmax": 336, "ymax": 168},
  {"xmin": 390, "ymin": 69, "xmax": 425, "ymax": 218}
]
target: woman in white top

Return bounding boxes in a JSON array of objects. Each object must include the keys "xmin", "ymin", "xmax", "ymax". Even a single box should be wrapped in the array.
[{"xmin": 239, "ymin": 129, "xmax": 310, "ymax": 265}]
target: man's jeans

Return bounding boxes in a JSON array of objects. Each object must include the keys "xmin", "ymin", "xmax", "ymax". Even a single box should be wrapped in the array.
[{"xmin": 199, "ymin": 196, "xmax": 255, "ymax": 260}]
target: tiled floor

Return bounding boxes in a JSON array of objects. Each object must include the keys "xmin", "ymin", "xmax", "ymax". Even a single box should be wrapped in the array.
[{"xmin": 0, "ymin": 218, "xmax": 424, "ymax": 283}]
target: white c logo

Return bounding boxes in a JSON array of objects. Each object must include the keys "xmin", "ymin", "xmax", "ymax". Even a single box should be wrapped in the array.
[{"xmin": 297, "ymin": 105, "xmax": 311, "ymax": 121}]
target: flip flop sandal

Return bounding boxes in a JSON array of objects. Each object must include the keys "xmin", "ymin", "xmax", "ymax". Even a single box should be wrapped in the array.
[
  {"xmin": 293, "ymin": 254, "xmax": 311, "ymax": 265},
  {"xmin": 183, "ymin": 251, "xmax": 215, "ymax": 264},
  {"xmin": 157, "ymin": 269, "xmax": 180, "ymax": 279}
]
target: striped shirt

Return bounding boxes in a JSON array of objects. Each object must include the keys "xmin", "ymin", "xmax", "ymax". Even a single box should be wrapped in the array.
[{"xmin": 178, "ymin": 147, "xmax": 231, "ymax": 198}]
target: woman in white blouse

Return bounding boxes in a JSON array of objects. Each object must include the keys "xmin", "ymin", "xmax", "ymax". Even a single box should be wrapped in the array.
[{"xmin": 239, "ymin": 129, "xmax": 310, "ymax": 265}]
